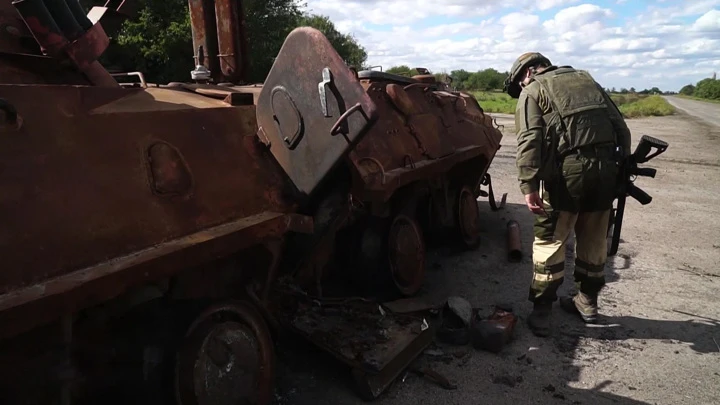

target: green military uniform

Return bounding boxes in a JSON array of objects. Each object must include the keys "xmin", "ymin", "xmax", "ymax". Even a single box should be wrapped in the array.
[{"xmin": 510, "ymin": 59, "xmax": 632, "ymax": 334}]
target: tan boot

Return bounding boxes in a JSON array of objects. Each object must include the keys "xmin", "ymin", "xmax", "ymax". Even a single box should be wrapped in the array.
[
  {"xmin": 560, "ymin": 292, "xmax": 598, "ymax": 323},
  {"xmin": 527, "ymin": 303, "xmax": 552, "ymax": 337}
]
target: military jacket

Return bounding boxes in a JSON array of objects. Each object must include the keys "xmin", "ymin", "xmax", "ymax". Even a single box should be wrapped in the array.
[{"xmin": 514, "ymin": 66, "xmax": 632, "ymax": 195}]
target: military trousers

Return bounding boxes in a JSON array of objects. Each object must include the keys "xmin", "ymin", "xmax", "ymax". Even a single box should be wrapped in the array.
[{"xmin": 528, "ymin": 189, "xmax": 611, "ymax": 304}]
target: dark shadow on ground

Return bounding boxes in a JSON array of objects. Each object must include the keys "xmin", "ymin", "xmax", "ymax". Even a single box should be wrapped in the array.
[{"xmin": 270, "ymin": 200, "xmax": 719, "ymax": 405}]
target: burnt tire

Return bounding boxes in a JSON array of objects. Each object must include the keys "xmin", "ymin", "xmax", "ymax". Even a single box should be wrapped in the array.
[
  {"xmin": 175, "ymin": 301, "xmax": 275, "ymax": 405},
  {"xmin": 386, "ymin": 214, "xmax": 426, "ymax": 297},
  {"xmin": 454, "ymin": 185, "xmax": 482, "ymax": 249}
]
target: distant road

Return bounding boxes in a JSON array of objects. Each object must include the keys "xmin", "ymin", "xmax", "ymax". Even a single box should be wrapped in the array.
[{"xmin": 664, "ymin": 96, "xmax": 720, "ymax": 128}]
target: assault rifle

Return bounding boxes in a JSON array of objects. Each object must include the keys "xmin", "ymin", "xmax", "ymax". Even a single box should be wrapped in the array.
[{"xmin": 608, "ymin": 135, "xmax": 669, "ymax": 256}]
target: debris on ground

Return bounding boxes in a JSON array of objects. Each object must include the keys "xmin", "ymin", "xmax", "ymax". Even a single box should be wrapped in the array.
[
  {"xmin": 471, "ymin": 304, "xmax": 519, "ymax": 353},
  {"xmin": 437, "ymin": 296, "xmax": 473, "ymax": 345}
]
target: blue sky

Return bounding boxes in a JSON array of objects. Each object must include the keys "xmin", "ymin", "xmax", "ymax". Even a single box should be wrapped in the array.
[{"xmin": 302, "ymin": 0, "xmax": 720, "ymax": 91}]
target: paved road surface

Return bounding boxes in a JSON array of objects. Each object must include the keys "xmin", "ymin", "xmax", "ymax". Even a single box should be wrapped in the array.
[
  {"xmin": 664, "ymin": 96, "xmax": 720, "ymax": 127},
  {"xmin": 274, "ymin": 111, "xmax": 720, "ymax": 405}
]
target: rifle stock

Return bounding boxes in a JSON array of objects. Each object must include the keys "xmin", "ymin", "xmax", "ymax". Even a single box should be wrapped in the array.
[{"xmin": 608, "ymin": 135, "xmax": 669, "ymax": 256}]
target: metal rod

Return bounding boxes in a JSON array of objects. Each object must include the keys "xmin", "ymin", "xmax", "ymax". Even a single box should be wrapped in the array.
[{"xmin": 507, "ymin": 220, "xmax": 522, "ymax": 262}]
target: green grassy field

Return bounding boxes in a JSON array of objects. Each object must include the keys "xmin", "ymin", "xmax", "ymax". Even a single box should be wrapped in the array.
[{"xmin": 471, "ymin": 91, "xmax": 675, "ymax": 118}]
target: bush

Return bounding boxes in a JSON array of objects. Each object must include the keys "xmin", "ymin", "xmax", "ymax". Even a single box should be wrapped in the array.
[{"xmin": 617, "ymin": 95, "xmax": 675, "ymax": 118}]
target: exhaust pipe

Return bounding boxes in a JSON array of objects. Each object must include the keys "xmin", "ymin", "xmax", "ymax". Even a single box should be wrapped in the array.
[{"xmin": 507, "ymin": 220, "xmax": 522, "ymax": 262}]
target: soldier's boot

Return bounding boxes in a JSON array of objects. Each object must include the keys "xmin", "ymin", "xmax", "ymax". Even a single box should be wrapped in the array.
[
  {"xmin": 560, "ymin": 292, "xmax": 598, "ymax": 324},
  {"xmin": 527, "ymin": 302, "xmax": 552, "ymax": 337}
]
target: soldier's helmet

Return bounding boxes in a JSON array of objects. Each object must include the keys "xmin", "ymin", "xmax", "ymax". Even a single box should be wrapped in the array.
[{"xmin": 504, "ymin": 52, "xmax": 552, "ymax": 99}]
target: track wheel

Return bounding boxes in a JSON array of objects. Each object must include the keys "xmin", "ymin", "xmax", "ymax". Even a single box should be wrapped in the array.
[
  {"xmin": 456, "ymin": 185, "xmax": 481, "ymax": 249},
  {"xmin": 387, "ymin": 214, "xmax": 426, "ymax": 296},
  {"xmin": 175, "ymin": 301, "xmax": 275, "ymax": 405}
]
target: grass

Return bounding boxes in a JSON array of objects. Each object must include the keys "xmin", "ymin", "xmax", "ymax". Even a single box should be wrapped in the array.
[
  {"xmin": 615, "ymin": 95, "xmax": 675, "ymax": 118},
  {"xmin": 470, "ymin": 90, "xmax": 675, "ymax": 118},
  {"xmin": 471, "ymin": 91, "xmax": 516, "ymax": 114}
]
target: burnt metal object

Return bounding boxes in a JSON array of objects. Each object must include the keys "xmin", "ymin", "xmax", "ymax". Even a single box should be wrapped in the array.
[
  {"xmin": 176, "ymin": 301, "xmax": 275, "ymax": 405},
  {"xmin": 42, "ymin": 0, "xmax": 84, "ymax": 40},
  {"xmin": 214, "ymin": 0, "xmax": 247, "ymax": 82},
  {"xmin": 187, "ymin": 0, "xmax": 249, "ymax": 84},
  {"xmin": 256, "ymin": 27, "xmax": 378, "ymax": 196},
  {"xmin": 12, "ymin": 0, "xmax": 117, "ymax": 86},
  {"xmin": 65, "ymin": 0, "xmax": 93, "ymax": 31},
  {"xmin": 0, "ymin": 82, "xmax": 322, "ymax": 339},
  {"xmin": 86, "ymin": 1, "xmax": 133, "ymax": 36},
  {"xmin": 479, "ymin": 172, "xmax": 507, "ymax": 211},
  {"xmin": 507, "ymin": 220, "xmax": 522, "ymax": 262},
  {"xmin": 349, "ymin": 75, "xmax": 503, "ymax": 204},
  {"xmin": 279, "ymin": 297, "xmax": 434, "ymax": 400},
  {"xmin": 437, "ymin": 297, "xmax": 472, "ymax": 345},
  {"xmin": 387, "ymin": 214, "xmax": 425, "ymax": 297},
  {"xmin": 456, "ymin": 185, "xmax": 481, "ymax": 248},
  {"xmin": 470, "ymin": 304, "xmax": 518, "ymax": 353}
]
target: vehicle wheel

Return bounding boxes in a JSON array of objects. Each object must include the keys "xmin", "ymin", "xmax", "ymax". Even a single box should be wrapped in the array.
[
  {"xmin": 387, "ymin": 214, "xmax": 426, "ymax": 296},
  {"xmin": 455, "ymin": 185, "xmax": 482, "ymax": 249},
  {"xmin": 175, "ymin": 301, "xmax": 275, "ymax": 405}
]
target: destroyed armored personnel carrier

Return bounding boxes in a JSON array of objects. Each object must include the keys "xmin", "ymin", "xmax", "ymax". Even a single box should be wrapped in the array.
[{"xmin": 0, "ymin": 0, "xmax": 503, "ymax": 403}]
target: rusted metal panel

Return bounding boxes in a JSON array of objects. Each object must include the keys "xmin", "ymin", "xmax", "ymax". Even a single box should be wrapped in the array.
[
  {"xmin": 348, "ymin": 81, "xmax": 425, "ymax": 176},
  {"xmin": 0, "ymin": 211, "xmax": 313, "ymax": 340},
  {"xmin": 0, "ymin": 85, "xmax": 301, "ymax": 297},
  {"xmin": 402, "ymin": 84, "xmax": 457, "ymax": 159},
  {"xmin": 348, "ymin": 72, "xmax": 503, "ymax": 202},
  {"xmin": 256, "ymin": 27, "xmax": 379, "ymax": 196},
  {"xmin": 0, "ymin": 52, "xmax": 92, "ymax": 85}
]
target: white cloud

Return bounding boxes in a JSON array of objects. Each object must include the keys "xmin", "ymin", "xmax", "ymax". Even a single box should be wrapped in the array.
[
  {"xmin": 692, "ymin": 9, "xmax": 720, "ymax": 31},
  {"xmin": 303, "ymin": 0, "xmax": 720, "ymax": 90}
]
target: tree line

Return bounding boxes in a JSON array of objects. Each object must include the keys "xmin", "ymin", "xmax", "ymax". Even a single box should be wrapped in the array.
[
  {"xmin": 383, "ymin": 66, "xmax": 672, "ymax": 95},
  {"xmin": 384, "ymin": 66, "xmax": 510, "ymax": 91},
  {"xmin": 679, "ymin": 76, "xmax": 720, "ymax": 100},
  {"xmin": 80, "ymin": 0, "xmax": 367, "ymax": 84}
]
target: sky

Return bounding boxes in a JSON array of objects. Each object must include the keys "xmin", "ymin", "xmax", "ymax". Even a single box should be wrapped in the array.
[{"xmin": 300, "ymin": 0, "xmax": 720, "ymax": 91}]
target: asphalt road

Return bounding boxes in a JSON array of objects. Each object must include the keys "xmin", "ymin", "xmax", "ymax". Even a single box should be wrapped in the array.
[
  {"xmin": 274, "ymin": 110, "xmax": 720, "ymax": 405},
  {"xmin": 664, "ymin": 96, "xmax": 720, "ymax": 127}
]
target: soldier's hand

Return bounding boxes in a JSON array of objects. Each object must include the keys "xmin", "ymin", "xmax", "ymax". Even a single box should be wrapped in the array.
[{"xmin": 524, "ymin": 192, "xmax": 546, "ymax": 216}]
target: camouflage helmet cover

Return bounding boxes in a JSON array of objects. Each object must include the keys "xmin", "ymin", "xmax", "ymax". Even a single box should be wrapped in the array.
[{"xmin": 504, "ymin": 52, "xmax": 552, "ymax": 98}]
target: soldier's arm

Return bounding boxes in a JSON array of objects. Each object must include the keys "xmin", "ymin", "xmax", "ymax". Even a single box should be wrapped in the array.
[
  {"xmin": 515, "ymin": 91, "xmax": 544, "ymax": 195},
  {"xmin": 597, "ymin": 84, "xmax": 632, "ymax": 155}
]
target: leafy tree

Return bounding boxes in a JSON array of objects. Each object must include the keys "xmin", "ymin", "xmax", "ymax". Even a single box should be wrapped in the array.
[
  {"xmin": 450, "ymin": 69, "xmax": 472, "ymax": 90},
  {"xmin": 466, "ymin": 68, "xmax": 505, "ymax": 91},
  {"xmin": 695, "ymin": 79, "xmax": 720, "ymax": 99},
  {"xmin": 80, "ymin": 0, "xmax": 366, "ymax": 84},
  {"xmin": 386, "ymin": 65, "xmax": 420, "ymax": 76},
  {"xmin": 297, "ymin": 14, "xmax": 367, "ymax": 69},
  {"xmin": 679, "ymin": 84, "xmax": 695, "ymax": 95}
]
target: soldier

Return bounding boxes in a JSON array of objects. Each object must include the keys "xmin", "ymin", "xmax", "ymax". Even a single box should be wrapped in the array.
[{"xmin": 504, "ymin": 52, "xmax": 632, "ymax": 337}]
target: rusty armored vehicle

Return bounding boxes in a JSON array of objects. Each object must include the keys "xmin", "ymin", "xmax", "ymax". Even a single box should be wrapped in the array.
[{"xmin": 0, "ymin": 0, "xmax": 503, "ymax": 404}]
